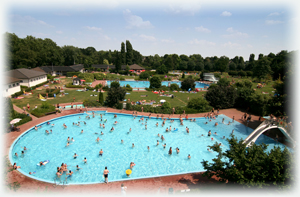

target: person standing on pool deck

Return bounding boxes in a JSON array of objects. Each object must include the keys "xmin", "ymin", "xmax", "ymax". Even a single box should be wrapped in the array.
[{"xmin": 103, "ymin": 167, "xmax": 109, "ymax": 183}]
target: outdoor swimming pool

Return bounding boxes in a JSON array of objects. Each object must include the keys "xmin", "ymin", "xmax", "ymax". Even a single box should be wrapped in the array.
[
  {"xmin": 9, "ymin": 112, "xmax": 290, "ymax": 185},
  {"xmin": 106, "ymin": 80, "xmax": 210, "ymax": 89}
]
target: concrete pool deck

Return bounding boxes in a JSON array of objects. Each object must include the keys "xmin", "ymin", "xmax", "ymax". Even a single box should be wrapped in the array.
[{"xmin": 4, "ymin": 107, "xmax": 267, "ymax": 194}]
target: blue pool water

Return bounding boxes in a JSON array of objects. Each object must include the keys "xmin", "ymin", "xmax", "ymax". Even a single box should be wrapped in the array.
[
  {"xmin": 106, "ymin": 80, "xmax": 210, "ymax": 89},
  {"xmin": 9, "ymin": 113, "xmax": 290, "ymax": 185}
]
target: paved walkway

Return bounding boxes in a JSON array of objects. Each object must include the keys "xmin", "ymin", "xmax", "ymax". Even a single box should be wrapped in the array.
[
  {"xmin": 13, "ymin": 104, "xmax": 38, "ymax": 120},
  {"xmin": 5, "ymin": 107, "xmax": 263, "ymax": 194}
]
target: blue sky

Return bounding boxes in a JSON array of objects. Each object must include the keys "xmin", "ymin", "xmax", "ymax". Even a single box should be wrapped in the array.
[{"xmin": 2, "ymin": 0, "xmax": 299, "ymax": 60}]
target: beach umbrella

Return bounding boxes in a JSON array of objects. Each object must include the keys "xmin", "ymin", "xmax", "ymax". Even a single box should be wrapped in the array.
[
  {"xmin": 160, "ymin": 99, "xmax": 166, "ymax": 103},
  {"xmin": 10, "ymin": 118, "xmax": 22, "ymax": 125}
]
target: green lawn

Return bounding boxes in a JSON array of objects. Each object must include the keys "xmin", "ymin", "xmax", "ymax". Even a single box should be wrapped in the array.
[{"xmin": 12, "ymin": 72, "xmax": 277, "ymax": 111}]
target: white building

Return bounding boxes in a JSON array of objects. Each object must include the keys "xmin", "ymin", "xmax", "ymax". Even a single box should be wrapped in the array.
[
  {"xmin": 3, "ymin": 76, "xmax": 21, "ymax": 97},
  {"xmin": 7, "ymin": 68, "xmax": 47, "ymax": 88}
]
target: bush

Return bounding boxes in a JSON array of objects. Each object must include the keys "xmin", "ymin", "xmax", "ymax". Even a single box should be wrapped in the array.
[
  {"xmin": 246, "ymin": 71, "xmax": 253, "ymax": 77},
  {"xmin": 40, "ymin": 88, "xmax": 60, "ymax": 97},
  {"xmin": 238, "ymin": 71, "xmax": 247, "ymax": 77},
  {"xmin": 66, "ymin": 72, "xmax": 81, "ymax": 77},
  {"xmin": 31, "ymin": 102, "xmax": 56, "ymax": 117},
  {"xmin": 161, "ymin": 102, "xmax": 171, "ymax": 110},
  {"xmin": 98, "ymin": 92, "xmax": 104, "ymax": 105},
  {"xmin": 187, "ymin": 97, "xmax": 212, "ymax": 112},
  {"xmin": 139, "ymin": 72, "xmax": 150, "ymax": 80},
  {"xmin": 65, "ymin": 83, "xmax": 84, "ymax": 88},
  {"xmin": 83, "ymin": 99, "xmax": 101, "ymax": 107},
  {"xmin": 228, "ymin": 71, "xmax": 238, "ymax": 77},
  {"xmin": 181, "ymin": 78, "xmax": 195, "ymax": 91},
  {"xmin": 125, "ymin": 84, "xmax": 133, "ymax": 91},
  {"xmin": 150, "ymin": 76, "xmax": 161, "ymax": 89},
  {"xmin": 170, "ymin": 83, "xmax": 180, "ymax": 91},
  {"xmin": 78, "ymin": 73, "xmax": 94, "ymax": 82}
]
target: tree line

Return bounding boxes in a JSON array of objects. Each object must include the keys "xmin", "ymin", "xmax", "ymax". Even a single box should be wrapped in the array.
[{"xmin": 4, "ymin": 32, "xmax": 296, "ymax": 81}]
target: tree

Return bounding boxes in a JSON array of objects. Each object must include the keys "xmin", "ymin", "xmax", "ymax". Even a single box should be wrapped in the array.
[
  {"xmin": 126, "ymin": 40, "xmax": 133, "ymax": 65},
  {"xmin": 181, "ymin": 78, "xmax": 195, "ymax": 91},
  {"xmin": 105, "ymin": 82, "xmax": 126, "ymax": 107},
  {"xmin": 149, "ymin": 76, "xmax": 161, "ymax": 89},
  {"xmin": 201, "ymin": 135, "xmax": 294, "ymax": 189},
  {"xmin": 98, "ymin": 91, "xmax": 104, "ymax": 105},
  {"xmin": 139, "ymin": 72, "xmax": 150, "ymax": 80},
  {"xmin": 215, "ymin": 56, "xmax": 229, "ymax": 74},
  {"xmin": 252, "ymin": 57, "xmax": 272, "ymax": 80},
  {"xmin": 245, "ymin": 53, "xmax": 255, "ymax": 71},
  {"xmin": 115, "ymin": 51, "xmax": 121, "ymax": 72},
  {"xmin": 187, "ymin": 97, "xmax": 212, "ymax": 112},
  {"xmin": 120, "ymin": 42, "xmax": 126, "ymax": 65},
  {"xmin": 205, "ymin": 85, "xmax": 237, "ymax": 109},
  {"xmin": 164, "ymin": 55, "xmax": 174, "ymax": 71},
  {"xmin": 103, "ymin": 59, "xmax": 109, "ymax": 65},
  {"xmin": 156, "ymin": 64, "xmax": 168, "ymax": 74}
]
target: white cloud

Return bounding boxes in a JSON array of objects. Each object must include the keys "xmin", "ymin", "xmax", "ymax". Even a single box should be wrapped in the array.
[
  {"xmin": 195, "ymin": 26, "xmax": 211, "ymax": 33},
  {"xmin": 10, "ymin": 15, "xmax": 54, "ymax": 28},
  {"xmin": 104, "ymin": 35, "xmax": 111, "ymax": 40},
  {"xmin": 161, "ymin": 39, "xmax": 175, "ymax": 43},
  {"xmin": 84, "ymin": 26, "xmax": 102, "ymax": 31},
  {"xmin": 188, "ymin": 39, "xmax": 216, "ymax": 46},
  {"xmin": 265, "ymin": 20, "xmax": 284, "ymax": 25},
  {"xmin": 165, "ymin": 2, "xmax": 201, "ymax": 15},
  {"xmin": 220, "ymin": 11, "xmax": 232, "ymax": 17},
  {"xmin": 222, "ymin": 41, "xmax": 241, "ymax": 48},
  {"xmin": 139, "ymin": 34, "xmax": 156, "ymax": 41},
  {"xmin": 268, "ymin": 12, "xmax": 281, "ymax": 16},
  {"xmin": 223, "ymin": 27, "xmax": 248, "ymax": 38},
  {"xmin": 123, "ymin": 9, "xmax": 154, "ymax": 29}
]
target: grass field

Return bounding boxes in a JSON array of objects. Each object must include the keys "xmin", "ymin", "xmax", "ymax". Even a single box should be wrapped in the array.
[{"xmin": 11, "ymin": 73, "xmax": 276, "ymax": 111}]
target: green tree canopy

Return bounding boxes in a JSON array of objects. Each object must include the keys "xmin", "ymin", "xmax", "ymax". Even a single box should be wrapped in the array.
[
  {"xmin": 201, "ymin": 135, "xmax": 294, "ymax": 189},
  {"xmin": 181, "ymin": 78, "xmax": 195, "ymax": 91},
  {"xmin": 149, "ymin": 76, "xmax": 161, "ymax": 89}
]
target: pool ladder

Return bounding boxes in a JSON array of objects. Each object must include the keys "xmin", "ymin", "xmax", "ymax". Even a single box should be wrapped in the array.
[{"xmin": 53, "ymin": 178, "xmax": 67, "ymax": 189}]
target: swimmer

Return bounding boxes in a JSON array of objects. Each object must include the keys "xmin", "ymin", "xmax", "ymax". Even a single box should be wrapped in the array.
[
  {"xmin": 232, "ymin": 129, "xmax": 234, "ymax": 134},
  {"xmin": 13, "ymin": 163, "xmax": 21, "ymax": 170},
  {"xmin": 207, "ymin": 148, "xmax": 212, "ymax": 152},
  {"xmin": 21, "ymin": 151, "xmax": 25, "ymax": 157},
  {"xmin": 214, "ymin": 122, "xmax": 218, "ymax": 126},
  {"xmin": 130, "ymin": 162, "xmax": 135, "ymax": 169},
  {"xmin": 156, "ymin": 122, "xmax": 159, "ymax": 127},
  {"xmin": 99, "ymin": 149, "xmax": 103, "ymax": 156},
  {"xmin": 15, "ymin": 153, "xmax": 18, "ymax": 157},
  {"xmin": 129, "ymin": 128, "xmax": 132, "ymax": 132},
  {"xmin": 204, "ymin": 122, "xmax": 208, "ymax": 124},
  {"xmin": 145, "ymin": 124, "xmax": 147, "ymax": 130},
  {"xmin": 169, "ymin": 126, "xmax": 172, "ymax": 131},
  {"xmin": 168, "ymin": 147, "xmax": 172, "ymax": 155},
  {"xmin": 103, "ymin": 124, "xmax": 105, "ymax": 128},
  {"xmin": 56, "ymin": 169, "xmax": 62, "ymax": 177},
  {"xmin": 81, "ymin": 129, "xmax": 84, "ymax": 134},
  {"xmin": 39, "ymin": 161, "xmax": 45, "ymax": 166},
  {"xmin": 132, "ymin": 143, "xmax": 135, "ymax": 148},
  {"xmin": 34, "ymin": 126, "xmax": 38, "ymax": 130},
  {"xmin": 176, "ymin": 147, "xmax": 180, "ymax": 154},
  {"xmin": 83, "ymin": 157, "xmax": 87, "ymax": 164},
  {"xmin": 29, "ymin": 171, "xmax": 36, "ymax": 175},
  {"xmin": 161, "ymin": 135, "xmax": 165, "ymax": 141},
  {"xmin": 222, "ymin": 118, "xmax": 225, "ymax": 123},
  {"xmin": 156, "ymin": 140, "xmax": 159, "ymax": 146},
  {"xmin": 96, "ymin": 137, "xmax": 101, "ymax": 143},
  {"xmin": 67, "ymin": 137, "xmax": 70, "ymax": 141},
  {"xmin": 114, "ymin": 121, "xmax": 118, "ymax": 125},
  {"xmin": 214, "ymin": 132, "xmax": 217, "ymax": 135},
  {"xmin": 166, "ymin": 127, "xmax": 169, "ymax": 132},
  {"xmin": 101, "ymin": 131, "xmax": 104, "ymax": 135},
  {"xmin": 66, "ymin": 142, "xmax": 72, "ymax": 147},
  {"xmin": 66, "ymin": 170, "xmax": 73, "ymax": 180},
  {"xmin": 76, "ymin": 165, "xmax": 81, "ymax": 171},
  {"xmin": 157, "ymin": 133, "xmax": 160, "ymax": 137},
  {"xmin": 73, "ymin": 153, "xmax": 78, "ymax": 159},
  {"xmin": 147, "ymin": 146, "xmax": 150, "ymax": 151},
  {"xmin": 208, "ymin": 130, "xmax": 211, "ymax": 136},
  {"xmin": 227, "ymin": 121, "xmax": 231, "ymax": 125},
  {"xmin": 163, "ymin": 143, "xmax": 166, "ymax": 149},
  {"xmin": 188, "ymin": 154, "xmax": 191, "ymax": 159},
  {"xmin": 110, "ymin": 127, "xmax": 114, "ymax": 132},
  {"xmin": 211, "ymin": 138, "xmax": 214, "ymax": 141},
  {"xmin": 23, "ymin": 146, "xmax": 27, "ymax": 151},
  {"xmin": 50, "ymin": 130, "xmax": 52, "ymax": 134},
  {"xmin": 45, "ymin": 130, "xmax": 49, "ymax": 134},
  {"xmin": 222, "ymin": 136, "xmax": 225, "ymax": 139},
  {"xmin": 121, "ymin": 139, "xmax": 124, "ymax": 144},
  {"xmin": 100, "ymin": 123, "xmax": 102, "ymax": 127},
  {"xmin": 63, "ymin": 123, "xmax": 67, "ymax": 129}
]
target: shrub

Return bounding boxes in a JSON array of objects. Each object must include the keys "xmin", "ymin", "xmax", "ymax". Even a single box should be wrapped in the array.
[
  {"xmin": 31, "ymin": 102, "xmax": 56, "ymax": 117},
  {"xmin": 83, "ymin": 99, "xmax": 101, "ymax": 107},
  {"xmin": 181, "ymin": 78, "xmax": 195, "ymax": 91},
  {"xmin": 150, "ymin": 76, "xmax": 161, "ymax": 89},
  {"xmin": 187, "ymin": 97, "xmax": 212, "ymax": 112},
  {"xmin": 238, "ymin": 71, "xmax": 247, "ymax": 77},
  {"xmin": 66, "ymin": 72, "xmax": 81, "ymax": 77},
  {"xmin": 139, "ymin": 72, "xmax": 150, "ymax": 80},
  {"xmin": 99, "ymin": 92, "xmax": 104, "ymax": 105},
  {"xmin": 170, "ymin": 83, "xmax": 180, "ymax": 91}
]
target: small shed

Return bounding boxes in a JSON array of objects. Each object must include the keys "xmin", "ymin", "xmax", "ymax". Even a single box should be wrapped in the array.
[{"xmin": 73, "ymin": 78, "xmax": 85, "ymax": 85}]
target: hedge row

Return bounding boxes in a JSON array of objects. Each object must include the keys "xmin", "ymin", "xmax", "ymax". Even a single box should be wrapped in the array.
[{"xmin": 12, "ymin": 81, "xmax": 49, "ymax": 98}]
